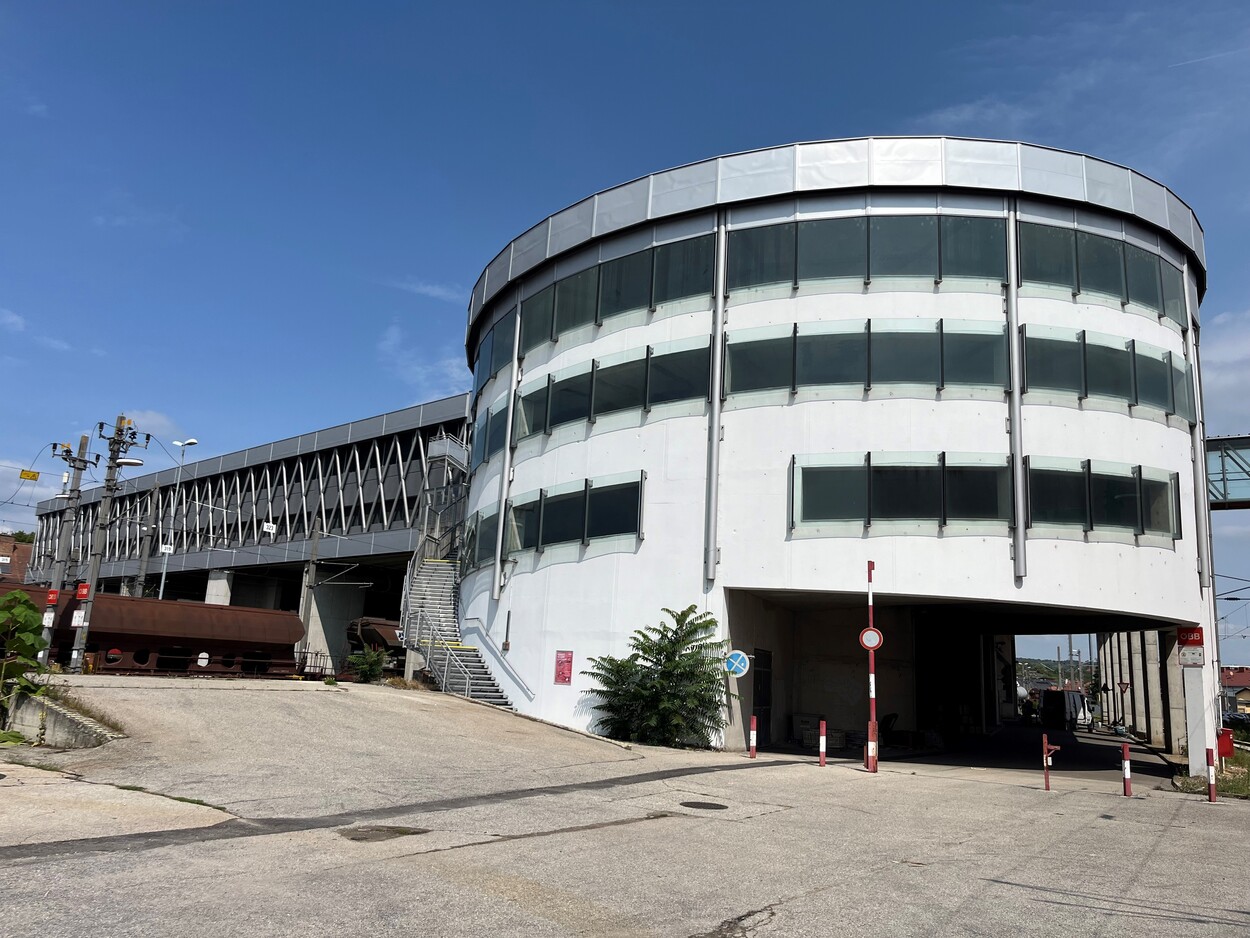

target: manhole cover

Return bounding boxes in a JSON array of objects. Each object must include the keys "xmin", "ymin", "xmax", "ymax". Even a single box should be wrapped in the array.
[
  {"xmin": 680, "ymin": 801, "xmax": 729, "ymax": 810},
  {"xmin": 337, "ymin": 825, "xmax": 428, "ymax": 843}
]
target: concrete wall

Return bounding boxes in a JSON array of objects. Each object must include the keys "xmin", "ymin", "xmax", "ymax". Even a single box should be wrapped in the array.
[
  {"xmin": 303, "ymin": 581, "xmax": 366, "ymax": 673},
  {"xmin": 5, "ymin": 695, "xmax": 125, "ymax": 748}
]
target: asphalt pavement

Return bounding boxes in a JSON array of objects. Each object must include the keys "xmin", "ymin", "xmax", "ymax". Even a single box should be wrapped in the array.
[{"xmin": 1, "ymin": 676, "xmax": 1244, "ymax": 938}]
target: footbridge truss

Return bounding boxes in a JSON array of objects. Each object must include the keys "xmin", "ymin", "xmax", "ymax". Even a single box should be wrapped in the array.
[{"xmin": 27, "ymin": 395, "xmax": 470, "ymax": 586}]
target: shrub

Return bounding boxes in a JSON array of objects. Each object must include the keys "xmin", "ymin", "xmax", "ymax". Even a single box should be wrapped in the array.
[
  {"xmin": 583, "ymin": 604, "xmax": 731, "ymax": 748},
  {"xmin": 1, "ymin": 590, "xmax": 48, "ymax": 723},
  {"xmin": 347, "ymin": 648, "xmax": 387, "ymax": 684}
]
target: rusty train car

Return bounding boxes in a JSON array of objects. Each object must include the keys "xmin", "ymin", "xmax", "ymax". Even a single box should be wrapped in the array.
[{"xmin": 2, "ymin": 585, "xmax": 303, "ymax": 677}]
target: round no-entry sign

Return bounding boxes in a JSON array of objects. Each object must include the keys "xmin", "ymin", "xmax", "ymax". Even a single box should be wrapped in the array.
[{"xmin": 859, "ymin": 627, "xmax": 884, "ymax": 651}]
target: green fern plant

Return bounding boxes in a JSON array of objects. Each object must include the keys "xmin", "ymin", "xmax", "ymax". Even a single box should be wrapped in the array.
[{"xmin": 583, "ymin": 604, "xmax": 731, "ymax": 748}]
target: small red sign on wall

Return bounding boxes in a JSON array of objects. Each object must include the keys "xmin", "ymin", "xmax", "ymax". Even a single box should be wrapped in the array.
[
  {"xmin": 554, "ymin": 650, "xmax": 574, "ymax": 685},
  {"xmin": 46, "ymin": 589, "xmax": 59, "ymax": 605},
  {"xmin": 1177, "ymin": 627, "xmax": 1203, "ymax": 647},
  {"xmin": 75, "ymin": 583, "xmax": 90, "ymax": 600}
]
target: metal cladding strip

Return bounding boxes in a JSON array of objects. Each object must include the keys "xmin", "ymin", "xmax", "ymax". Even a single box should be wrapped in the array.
[
  {"xmin": 467, "ymin": 137, "xmax": 1207, "ymax": 342},
  {"xmin": 493, "ymin": 286, "xmax": 524, "ymax": 601},
  {"xmin": 1006, "ymin": 197, "xmax": 1027, "ymax": 580},
  {"xmin": 1185, "ymin": 267, "xmax": 1213, "ymax": 589},
  {"xmin": 704, "ymin": 209, "xmax": 728, "ymax": 584}
]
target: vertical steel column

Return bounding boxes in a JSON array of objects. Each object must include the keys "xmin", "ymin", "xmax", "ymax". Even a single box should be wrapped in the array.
[
  {"xmin": 704, "ymin": 210, "xmax": 728, "ymax": 583},
  {"xmin": 1005, "ymin": 199, "xmax": 1027, "ymax": 580},
  {"xmin": 493, "ymin": 290, "xmax": 524, "ymax": 600}
]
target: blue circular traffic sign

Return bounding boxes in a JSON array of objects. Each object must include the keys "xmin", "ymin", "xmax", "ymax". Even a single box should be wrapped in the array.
[{"xmin": 725, "ymin": 650, "xmax": 750, "ymax": 677}]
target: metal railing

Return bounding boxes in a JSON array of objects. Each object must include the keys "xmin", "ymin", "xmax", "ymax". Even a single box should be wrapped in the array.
[{"xmin": 412, "ymin": 608, "xmax": 475, "ymax": 698}]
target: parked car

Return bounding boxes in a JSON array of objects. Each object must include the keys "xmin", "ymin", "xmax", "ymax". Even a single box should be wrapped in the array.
[{"xmin": 1041, "ymin": 690, "xmax": 1091, "ymax": 731}]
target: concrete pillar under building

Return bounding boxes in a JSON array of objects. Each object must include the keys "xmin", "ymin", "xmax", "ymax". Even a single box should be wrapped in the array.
[
  {"xmin": 1129, "ymin": 632, "xmax": 1147, "ymax": 736},
  {"xmin": 1116, "ymin": 631, "xmax": 1132, "ymax": 726},
  {"xmin": 1163, "ymin": 631, "xmax": 1185, "ymax": 755},
  {"xmin": 1144, "ymin": 631, "xmax": 1165, "ymax": 748},
  {"xmin": 205, "ymin": 569, "xmax": 234, "ymax": 606},
  {"xmin": 301, "ymin": 579, "xmax": 365, "ymax": 676}
]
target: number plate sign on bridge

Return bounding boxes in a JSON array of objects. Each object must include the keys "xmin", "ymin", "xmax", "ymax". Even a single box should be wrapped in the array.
[{"xmin": 725, "ymin": 650, "xmax": 750, "ymax": 677}]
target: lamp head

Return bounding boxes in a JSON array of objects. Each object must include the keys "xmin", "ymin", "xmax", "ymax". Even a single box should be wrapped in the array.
[
  {"xmin": 117, "ymin": 457, "xmax": 145, "ymax": 468},
  {"xmin": 173, "ymin": 438, "xmax": 198, "ymax": 448}
]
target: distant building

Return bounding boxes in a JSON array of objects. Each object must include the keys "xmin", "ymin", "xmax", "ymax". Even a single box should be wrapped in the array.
[
  {"xmin": 0, "ymin": 535, "xmax": 32, "ymax": 588},
  {"xmin": 1223, "ymin": 666, "xmax": 1250, "ymax": 714}
]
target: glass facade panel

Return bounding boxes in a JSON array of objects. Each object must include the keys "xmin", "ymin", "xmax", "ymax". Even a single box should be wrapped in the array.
[
  {"xmin": 587, "ymin": 482, "xmax": 641, "ymax": 539},
  {"xmin": 941, "ymin": 216, "xmax": 1006, "ymax": 281},
  {"xmin": 541, "ymin": 489, "xmax": 585, "ymax": 546},
  {"xmin": 599, "ymin": 249, "xmax": 652, "ymax": 319},
  {"xmin": 509, "ymin": 500, "xmax": 540, "ymax": 552},
  {"xmin": 1142, "ymin": 478, "xmax": 1174, "ymax": 535},
  {"xmin": 728, "ymin": 224, "xmax": 795, "ymax": 290},
  {"xmin": 475, "ymin": 513, "xmax": 498, "ymax": 567},
  {"xmin": 946, "ymin": 465, "xmax": 1010, "ymax": 521},
  {"xmin": 1029, "ymin": 467, "xmax": 1086, "ymax": 526},
  {"xmin": 797, "ymin": 217, "xmax": 866, "ymax": 281},
  {"xmin": 486, "ymin": 407, "xmax": 508, "ymax": 459},
  {"xmin": 653, "ymin": 235, "xmax": 714, "ymax": 305},
  {"xmin": 593, "ymin": 359, "xmax": 646, "ymax": 417},
  {"xmin": 1174, "ymin": 364, "xmax": 1196, "ymax": 424},
  {"xmin": 516, "ymin": 384, "xmax": 548, "ymax": 438},
  {"xmin": 1086, "ymin": 343, "xmax": 1132, "ymax": 400},
  {"xmin": 796, "ymin": 331, "xmax": 867, "ymax": 387},
  {"xmin": 1091, "ymin": 474, "xmax": 1137, "ymax": 529},
  {"xmin": 727, "ymin": 336, "xmax": 793, "ymax": 393},
  {"xmin": 871, "ymin": 330, "xmax": 939, "ymax": 385},
  {"xmin": 943, "ymin": 331, "xmax": 1007, "ymax": 387},
  {"xmin": 869, "ymin": 216, "xmax": 938, "ymax": 279},
  {"xmin": 1077, "ymin": 231, "xmax": 1126, "ymax": 300},
  {"xmin": 549, "ymin": 372, "xmax": 592, "ymax": 428},
  {"xmin": 490, "ymin": 310, "xmax": 516, "ymax": 375},
  {"xmin": 649, "ymin": 346, "xmax": 709, "ymax": 406},
  {"xmin": 872, "ymin": 465, "xmax": 941, "ymax": 520},
  {"xmin": 470, "ymin": 413, "xmax": 487, "ymax": 470},
  {"xmin": 473, "ymin": 329, "xmax": 494, "ymax": 395},
  {"xmin": 520, "ymin": 286, "xmax": 554, "ymax": 353},
  {"xmin": 1019, "ymin": 223, "xmax": 1076, "ymax": 290},
  {"xmin": 554, "ymin": 267, "xmax": 599, "ymax": 335},
  {"xmin": 1160, "ymin": 263, "xmax": 1186, "ymax": 326},
  {"xmin": 1025, "ymin": 336, "xmax": 1082, "ymax": 394},
  {"xmin": 801, "ymin": 466, "xmax": 866, "ymax": 522},
  {"xmin": 1136, "ymin": 350, "xmax": 1172, "ymax": 410},
  {"xmin": 1124, "ymin": 245, "xmax": 1162, "ymax": 312}
]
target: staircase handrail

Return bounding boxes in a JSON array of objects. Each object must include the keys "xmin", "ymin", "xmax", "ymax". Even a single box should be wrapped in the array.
[
  {"xmin": 461, "ymin": 619, "xmax": 536, "ymax": 702},
  {"xmin": 414, "ymin": 608, "xmax": 474, "ymax": 698}
]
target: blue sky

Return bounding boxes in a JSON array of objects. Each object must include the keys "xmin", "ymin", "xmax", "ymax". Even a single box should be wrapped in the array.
[{"xmin": 2, "ymin": 2, "xmax": 1249, "ymax": 663}]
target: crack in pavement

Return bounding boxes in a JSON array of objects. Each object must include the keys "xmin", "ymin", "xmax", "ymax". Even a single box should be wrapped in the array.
[{"xmin": 0, "ymin": 758, "xmax": 796, "ymax": 863}]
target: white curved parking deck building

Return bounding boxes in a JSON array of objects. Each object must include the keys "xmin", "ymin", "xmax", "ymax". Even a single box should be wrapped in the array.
[{"xmin": 459, "ymin": 138, "xmax": 1218, "ymax": 770}]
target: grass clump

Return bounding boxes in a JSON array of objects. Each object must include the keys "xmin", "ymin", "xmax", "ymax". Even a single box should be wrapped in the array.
[{"xmin": 1174, "ymin": 750, "xmax": 1250, "ymax": 798}]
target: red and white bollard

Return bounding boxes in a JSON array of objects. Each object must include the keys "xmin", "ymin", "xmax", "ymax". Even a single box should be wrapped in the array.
[
  {"xmin": 1121, "ymin": 743, "xmax": 1132, "ymax": 797},
  {"xmin": 818, "ymin": 719, "xmax": 826, "ymax": 767},
  {"xmin": 1042, "ymin": 733, "xmax": 1060, "ymax": 791},
  {"xmin": 866, "ymin": 720, "xmax": 879, "ymax": 773},
  {"xmin": 749, "ymin": 715, "xmax": 757, "ymax": 759},
  {"xmin": 1207, "ymin": 747, "xmax": 1217, "ymax": 803}
]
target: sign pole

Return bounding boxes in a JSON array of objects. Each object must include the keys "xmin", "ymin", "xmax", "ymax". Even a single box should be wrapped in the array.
[{"xmin": 867, "ymin": 560, "xmax": 878, "ymax": 774}]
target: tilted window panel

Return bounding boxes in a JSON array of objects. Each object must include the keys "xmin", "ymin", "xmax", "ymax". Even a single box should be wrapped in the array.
[
  {"xmin": 490, "ymin": 309, "xmax": 517, "ymax": 376},
  {"xmin": 648, "ymin": 344, "xmax": 711, "ymax": 407},
  {"xmin": 1085, "ymin": 339, "xmax": 1133, "ymax": 400},
  {"xmin": 554, "ymin": 267, "xmax": 599, "ymax": 336},
  {"xmin": 548, "ymin": 371, "xmax": 593, "ymax": 429},
  {"xmin": 1090, "ymin": 467, "xmax": 1139, "ymax": 530},
  {"xmin": 1027, "ymin": 462, "xmax": 1088, "ymax": 527},
  {"xmin": 508, "ymin": 498, "xmax": 540, "ymax": 553},
  {"xmin": 540, "ymin": 488, "xmax": 586, "ymax": 548},
  {"xmin": 520, "ymin": 286, "xmax": 554, "ymax": 355},
  {"xmin": 475, "ymin": 511, "xmax": 499, "ymax": 568},
  {"xmin": 800, "ymin": 464, "xmax": 867, "ymax": 523},
  {"xmin": 871, "ymin": 463, "xmax": 942, "ymax": 521},
  {"xmin": 473, "ymin": 328, "xmax": 494, "ymax": 396},
  {"xmin": 1134, "ymin": 346, "xmax": 1173, "ymax": 411},
  {"xmin": 728, "ymin": 223, "xmax": 796, "ymax": 291},
  {"xmin": 944, "ymin": 461, "xmax": 1012, "ymax": 522},
  {"xmin": 870, "ymin": 324, "xmax": 940, "ymax": 386},
  {"xmin": 1173, "ymin": 362, "xmax": 1196, "ymax": 425},
  {"xmin": 869, "ymin": 216, "xmax": 938, "ymax": 279},
  {"xmin": 726, "ymin": 335, "xmax": 794, "ymax": 394},
  {"xmin": 1160, "ymin": 262, "xmax": 1186, "ymax": 328},
  {"xmin": 599, "ymin": 249, "xmax": 653, "ymax": 320},
  {"xmin": 653, "ymin": 234, "xmax": 714, "ymax": 306},
  {"xmin": 941, "ymin": 325, "xmax": 1008, "ymax": 388},
  {"xmin": 586, "ymin": 480, "xmax": 642, "ymax": 539},
  {"xmin": 1076, "ymin": 231, "xmax": 1126, "ymax": 301},
  {"xmin": 796, "ymin": 327, "xmax": 867, "ymax": 388},
  {"xmin": 1024, "ymin": 331, "xmax": 1083, "ymax": 395},
  {"xmin": 593, "ymin": 358, "xmax": 647, "ymax": 418},
  {"xmin": 485, "ymin": 402, "xmax": 508, "ymax": 460},
  {"xmin": 514, "ymin": 381, "xmax": 549, "ymax": 440},
  {"xmin": 940, "ymin": 216, "xmax": 1006, "ymax": 281},
  {"xmin": 1019, "ymin": 223, "xmax": 1077, "ymax": 291},
  {"xmin": 797, "ymin": 217, "xmax": 867, "ymax": 282},
  {"xmin": 1124, "ymin": 244, "xmax": 1162, "ymax": 313}
]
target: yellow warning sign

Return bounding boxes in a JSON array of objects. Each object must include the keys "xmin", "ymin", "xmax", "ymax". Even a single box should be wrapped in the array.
[{"xmin": 19, "ymin": 469, "xmax": 39, "ymax": 481}]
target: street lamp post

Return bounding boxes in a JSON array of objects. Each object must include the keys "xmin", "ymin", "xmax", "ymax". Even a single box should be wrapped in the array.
[{"xmin": 157, "ymin": 438, "xmax": 197, "ymax": 600}]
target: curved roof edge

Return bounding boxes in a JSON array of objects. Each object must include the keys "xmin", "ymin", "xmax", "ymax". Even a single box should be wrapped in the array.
[{"xmin": 466, "ymin": 137, "xmax": 1206, "ymax": 337}]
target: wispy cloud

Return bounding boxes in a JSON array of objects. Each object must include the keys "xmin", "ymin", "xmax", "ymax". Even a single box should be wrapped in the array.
[
  {"xmin": 125, "ymin": 409, "xmax": 180, "ymax": 440},
  {"xmin": 25, "ymin": 101, "xmax": 49, "ymax": 118},
  {"xmin": 386, "ymin": 277, "xmax": 466, "ymax": 304},
  {"xmin": 91, "ymin": 189, "xmax": 187, "ymax": 237},
  {"xmin": 376, "ymin": 323, "xmax": 470, "ymax": 401},
  {"xmin": 0, "ymin": 309, "xmax": 25, "ymax": 332},
  {"xmin": 1198, "ymin": 307, "xmax": 1250, "ymax": 435},
  {"xmin": 34, "ymin": 335, "xmax": 71, "ymax": 352}
]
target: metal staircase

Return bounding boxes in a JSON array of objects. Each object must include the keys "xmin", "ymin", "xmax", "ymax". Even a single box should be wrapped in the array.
[
  {"xmin": 403, "ymin": 557, "xmax": 511, "ymax": 708},
  {"xmin": 399, "ymin": 428, "xmax": 510, "ymax": 708}
]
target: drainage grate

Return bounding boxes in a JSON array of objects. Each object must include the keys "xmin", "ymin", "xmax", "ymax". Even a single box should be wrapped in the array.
[{"xmin": 680, "ymin": 801, "xmax": 729, "ymax": 810}]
